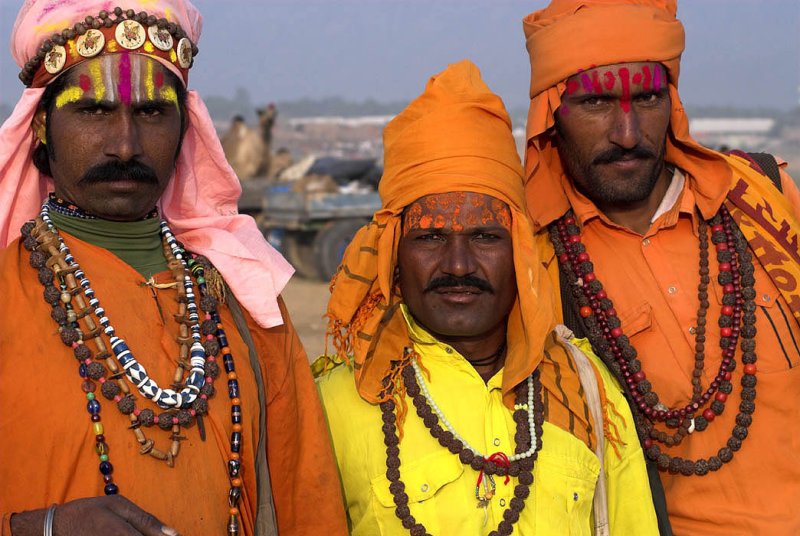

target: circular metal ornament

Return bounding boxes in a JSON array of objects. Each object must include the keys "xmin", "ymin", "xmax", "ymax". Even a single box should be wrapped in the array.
[
  {"xmin": 176, "ymin": 37, "xmax": 193, "ymax": 68},
  {"xmin": 76, "ymin": 29, "xmax": 105, "ymax": 58},
  {"xmin": 147, "ymin": 25, "xmax": 173, "ymax": 51},
  {"xmin": 44, "ymin": 45, "xmax": 67, "ymax": 74},
  {"xmin": 115, "ymin": 20, "xmax": 146, "ymax": 50}
]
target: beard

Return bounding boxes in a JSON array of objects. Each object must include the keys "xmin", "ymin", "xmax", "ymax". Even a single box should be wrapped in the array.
[{"xmin": 556, "ymin": 131, "xmax": 668, "ymax": 209}]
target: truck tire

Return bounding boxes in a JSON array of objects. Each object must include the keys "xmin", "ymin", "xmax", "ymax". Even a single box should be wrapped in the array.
[
  {"xmin": 313, "ymin": 218, "xmax": 368, "ymax": 281},
  {"xmin": 283, "ymin": 231, "xmax": 320, "ymax": 279}
]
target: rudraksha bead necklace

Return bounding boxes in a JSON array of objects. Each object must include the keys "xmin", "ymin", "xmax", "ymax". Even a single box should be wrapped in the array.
[
  {"xmin": 380, "ymin": 360, "xmax": 544, "ymax": 536},
  {"xmin": 549, "ymin": 206, "xmax": 757, "ymax": 476},
  {"xmin": 22, "ymin": 206, "xmax": 246, "ymax": 535}
]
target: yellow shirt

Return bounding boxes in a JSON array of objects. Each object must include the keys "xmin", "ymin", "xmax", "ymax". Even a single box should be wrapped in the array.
[{"xmin": 317, "ymin": 311, "xmax": 658, "ymax": 535}]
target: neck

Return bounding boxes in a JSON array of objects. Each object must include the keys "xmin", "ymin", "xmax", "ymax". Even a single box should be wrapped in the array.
[
  {"xmin": 437, "ymin": 327, "xmax": 507, "ymax": 383},
  {"xmin": 596, "ymin": 165, "xmax": 674, "ymax": 235}
]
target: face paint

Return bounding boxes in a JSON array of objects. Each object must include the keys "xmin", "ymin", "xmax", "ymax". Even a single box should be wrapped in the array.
[
  {"xmin": 403, "ymin": 192, "xmax": 512, "ymax": 236},
  {"xmin": 618, "ymin": 67, "xmax": 631, "ymax": 113},
  {"xmin": 160, "ymin": 86, "xmax": 179, "ymax": 112},
  {"xmin": 78, "ymin": 74, "xmax": 91, "ymax": 92},
  {"xmin": 642, "ymin": 65, "xmax": 652, "ymax": 90},
  {"xmin": 603, "ymin": 70, "xmax": 616, "ymax": 90},
  {"xmin": 55, "ymin": 86, "xmax": 84, "ymax": 109},
  {"xmin": 653, "ymin": 65, "xmax": 663, "ymax": 92},
  {"xmin": 145, "ymin": 57, "xmax": 155, "ymax": 100},
  {"xmin": 117, "ymin": 51, "xmax": 132, "ymax": 105},
  {"xmin": 89, "ymin": 56, "xmax": 106, "ymax": 101}
]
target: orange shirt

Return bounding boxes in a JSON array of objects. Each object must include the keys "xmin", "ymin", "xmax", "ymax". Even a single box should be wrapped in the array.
[
  {"xmin": 539, "ymin": 170, "xmax": 800, "ymax": 535},
  {"xmin": 0, "ymin": 235, "xmax": 347, "ymax": 536}
]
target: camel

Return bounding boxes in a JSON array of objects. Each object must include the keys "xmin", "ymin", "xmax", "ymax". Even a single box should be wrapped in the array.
[{"xmin": 220, "ymin": 104, "xmax": 278, "ymax": 181}]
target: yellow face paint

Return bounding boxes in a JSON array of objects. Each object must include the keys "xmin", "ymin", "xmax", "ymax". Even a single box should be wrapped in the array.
[
  {"xmin": 161, "ymin": 86, "xmax": 179, "ymax": 112},
  {"xmin": 89, "ymin": 60, "xmax": 106, "ymax": 101},
  {"xmin": 106, "ymin": 40, "xmax": 119, "ymax": 53},
  {"xmin": 169, "ymin": 49, "xmax": 177, "ymax": 62},
  {"xmin": 68, "ymin": 40, "xmax": 79, "ymax": 60},
  {"xmin": 55, "ymin": 86, "xmax": 84, "ymax": 109},
  {"xmin": 143, "ymin": 41, "xmax": 154, "ymax": 53},
  {"xmin": 145, "ymin": 58, "xmax": 155, "ymax": 100}
]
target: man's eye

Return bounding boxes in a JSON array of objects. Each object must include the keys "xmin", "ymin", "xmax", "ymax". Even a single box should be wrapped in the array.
[
  {"xmin": 137, "ymin": 106, "xmax": 163, "ymax": 117},
  {"xmin": 80, "ymin": 105, "xmax": 108, "ymax": 115},
  {"xmin": 580, "ymin": 95, "xmax": 608, "ymax": 107},
  {"xmin": 416, "ymin": 233, "xmax": 444, "ymax": 241},
  {"xmin": 636, "ymin": 92, "xmax": 662, "ymax": 105},
  {"xmin": 475, "ymin": 233, "xmax": 499, "ymax": 241}
]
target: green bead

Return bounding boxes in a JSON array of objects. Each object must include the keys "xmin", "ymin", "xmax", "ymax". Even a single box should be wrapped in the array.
[
  {"xmin": 86, "ymin": 392, "xmax": 96, "ymax": 400},
  {"xmin": 197, "ymin": 276, "xmax": 205, "ymax": 284},
  {"xmin": 100, "ymin": 454, "xmax": 109, "ymax": 462}
]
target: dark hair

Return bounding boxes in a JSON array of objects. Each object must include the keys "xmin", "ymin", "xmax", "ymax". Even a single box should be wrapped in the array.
[{"xmin": 32, "ymin": 64, "xmax": 188, "ymax": 177}]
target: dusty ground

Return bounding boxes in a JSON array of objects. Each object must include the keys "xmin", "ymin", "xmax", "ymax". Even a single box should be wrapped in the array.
[{"xmin": 281, "ymin": 276, "xmax": 331, "ymax": 361}]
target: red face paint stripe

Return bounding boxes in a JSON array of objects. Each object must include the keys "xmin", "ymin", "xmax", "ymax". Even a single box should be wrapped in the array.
[
  {"xmin": 653, "ymin": 65, "xmax": 663, "ymax": 92},
  {"xmin": 580, "ymin": 73, "xmax": 593, "ymax": 93},
  {"xmin": 590, "ymin": 71, "xmax": 602, "ymax": 94},
  {"xmin": 118, "ymin": 51, "xmax": 131, "ymax": 105},
  {"xmin": 155, "ymin": 70, "xmax": 164, "ymax": 89},
  {"xmin": 618, "ymin": 67, "xmax": 631, "ymax": 113},
  {"xmin": 603, "ymin": 71, "xmax": 616, "ymax": 90},
  {"xmin": 642, "ymin": 65, "xmax": 652, "ymax": 90},
  {"xmin": 79, "ymin": 74, "xmax": 91, "ymax": 92}
]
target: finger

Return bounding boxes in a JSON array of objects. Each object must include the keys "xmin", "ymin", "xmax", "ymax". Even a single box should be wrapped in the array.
[{"xmin": 105, "ymin": 497, "xmax": 178, "ymax": 536}]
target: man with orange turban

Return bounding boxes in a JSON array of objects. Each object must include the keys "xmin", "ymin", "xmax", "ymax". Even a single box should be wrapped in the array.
[
  {"xmin": 318, "ymin": 59, "xmax": 658, "ymax": 535},
  {"xmin": 523, "ymin": 1, "xmax": 800, "ymax": 534},
  {"xmin": 0, "ymin": 1, "xmax": 347, "ymax": 535}
]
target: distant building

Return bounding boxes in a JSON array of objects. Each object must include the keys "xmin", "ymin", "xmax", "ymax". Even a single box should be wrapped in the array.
[{"xmin": 689, "ymin": 117, "xmax": 775, "ymax": 150}]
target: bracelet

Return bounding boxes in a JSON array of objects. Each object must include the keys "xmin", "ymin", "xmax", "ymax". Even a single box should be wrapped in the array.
[{"xmin": 43, "ymin": 504, "xmax": 57, "ymax": 536}]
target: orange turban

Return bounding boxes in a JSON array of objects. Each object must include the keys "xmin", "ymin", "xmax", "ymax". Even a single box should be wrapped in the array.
[
  {"xmin": 522, "ymin": 0, "xmax": 732, "ymax": 230},
  {"xmin": 326, "ymin": 60, "xmax": 594, "ymax": 445}
]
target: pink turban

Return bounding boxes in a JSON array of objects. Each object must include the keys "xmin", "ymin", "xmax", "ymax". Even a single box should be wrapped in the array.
[{"xmin": 0, "ymin": 0, "xmax": 293, "ymax": 328}]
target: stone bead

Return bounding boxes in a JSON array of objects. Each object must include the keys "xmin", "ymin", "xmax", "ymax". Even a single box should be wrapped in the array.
[
  {"xmin": 99, "ymin": 461, "xmax": 113, "ymax": 475},
  {"xmin": 204, "ymin": 360, "xmax": 220, "ymax": 379},
  {"xmin": 201, "ymin": 319, "xmax": 217, "ymax": 335},
  {"xmin": 29, "ymin": 250, "xmax": 47, "ymax": 268},
  {"xmin": 37, "ymin": 267, "xmax": 54, "ymax": 285},
  {"xmin": 86, "ymin": 362, "xmax": 106, "ymax": 380},
  {"xmin": 43, "ymin": 285, "xmax": 61, "ymax": 305},
  {"xmin": 101, "ymin": 381, "xmax": 120, "ymax": 400},
  {"xmin": 103, "ymin": 483, "xmax": 119, "ymax": 495},
  {"xmin": 60, "ymin": 327, "xmax": 79, "ymax": 346},
  {"xmin": 51, "ymin": 306, "xmax": 68, "ymax": 324},
  {"xmin": 87, "ymin": 399, "xmax": 101, "ymax": 415},
  {"xmin": 200, "ymin": 383, "xmax": 215, "ymax": 397},
  {"xmin": 733, "ymin": 425, "xmax": 749, "ymax": 440},
  {"xmin": 395, "ymin": 505, "xmax": 410, "ymax": 520},
  {"xmin": 117, "ymin": 395, "xmax": 135, "ymax": 415},
  {"xmin": 177, "ymin": 410, "xmax": 193, "ymax": 426},
  {"xmin": 192, "ymin": 398, "xmax": 208, "ymax": 415},
  {"xmin": 202, "ymin": 339, "xmax": 220, "ymax": 356},
  {"xmin": 138, "ymin": 408, "xmax": 155, "ymax": 426},
  {"xmin": 23, "ymin": 236, "xmax": 38, "ymax": 251}
]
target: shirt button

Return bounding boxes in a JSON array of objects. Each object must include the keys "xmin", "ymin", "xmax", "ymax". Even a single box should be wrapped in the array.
[
  {"xmin": 444, "ymin": 347, "xmax": 453, "ymax": 354},
  {"xmin": 642, "ymin": 238, "xmax": 651, "ymax": 247},
  {"xmin": 493, "ymin": 438, "xmax": 501, "ymax": 446},
  {"xmin": 499, "ymin": 499, "xmax": 506, "ymax": 507},
  {"xmin": 421, "ymin": 484, "xmax": 429, "ymax": 492},
  {"xmin": 689, "ymin": 326, "xmax": 696, "ymax": 335},
  {"xmin": 668, "ymin": 286, "xmax": 677, "ymax": 295},
  {"xmin": 573, "ymin": 492, "xmax": 579, "ymax": 501},
  {"xmin": 762, "ymin": 294, "xmax": 771, "ymax": 303}
]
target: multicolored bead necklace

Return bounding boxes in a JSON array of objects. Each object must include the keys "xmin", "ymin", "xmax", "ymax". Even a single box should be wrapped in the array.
[
  {"xmin": 380, "ymin": 360, "xmax": 544, "ymax": 536},
  {"xmin": 549, "ymin": 206, "xmax": 758, "ymax": 476},
  {"xmin": 21, "ymin": 204, "xmax": 246, "ymax": 535}
]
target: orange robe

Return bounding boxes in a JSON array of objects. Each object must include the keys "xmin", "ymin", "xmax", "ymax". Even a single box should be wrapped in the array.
[
  {"xmin": 0, "ymin": 234, "xmax": 347, "ymax": 535},
  {"xmin": 538, "ymin": 170, "xmax": 800, "ymax": 535}
]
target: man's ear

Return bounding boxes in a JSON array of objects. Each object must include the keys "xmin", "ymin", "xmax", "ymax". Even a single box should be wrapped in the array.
[{"xmin": 32, "ymin": 108, "xmax": 47, "ymax": 145}]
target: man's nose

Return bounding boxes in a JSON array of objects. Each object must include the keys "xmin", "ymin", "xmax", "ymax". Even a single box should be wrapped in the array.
[
  {"xmin": 441, "ymin": 236, "xmax": 477, "ymax": 277},
  {"xmin": 608, "ymin": 105, "xmax": 642, "ymax": 150},
  {"xmin": 104, "ymin": 111, "xmax": 143, "ymax": 161}
]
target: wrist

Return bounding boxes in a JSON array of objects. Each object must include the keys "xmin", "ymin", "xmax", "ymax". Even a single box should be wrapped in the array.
[{"xmin": 9, "ymin": 508, "xmax": 46, "ymax": 536}]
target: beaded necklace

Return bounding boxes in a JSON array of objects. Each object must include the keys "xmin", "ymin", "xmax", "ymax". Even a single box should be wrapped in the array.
[
  {"xmin": 549, "ymin": 206, "xmax": 758, "ymax": 476},
  {"xmin": 21, "ymin": 205, "xmax": 246, "ymax": 535},
  {"xmin": 381, "ymin": 359, "xmax": 544, "ymax": 536}
]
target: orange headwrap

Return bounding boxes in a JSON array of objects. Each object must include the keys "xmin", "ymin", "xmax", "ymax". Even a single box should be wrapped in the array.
[
  {"xmin": 326, "ymin": 60, "xmax": 596, "ymax": 445},
  {"xmin": 522, "ymin": 0, "xmax": 732, "ymax": 230}
]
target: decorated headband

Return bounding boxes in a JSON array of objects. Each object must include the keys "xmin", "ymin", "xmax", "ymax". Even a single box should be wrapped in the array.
[{"xmin": 19, "ymin": 7, "xmax": 198, "ymax": 88}]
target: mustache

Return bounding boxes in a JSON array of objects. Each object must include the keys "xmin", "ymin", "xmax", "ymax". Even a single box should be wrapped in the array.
[
  {"xmin": 78, "ymin": 160, "xmax": 159, "ymax": 186},
  {"xmin": 425, "ymin": 275, "xmax": 494, "ymax": 294},
  {"xmin": 592, "ymin": 146, "xmax": 655, "ymax": 165}
]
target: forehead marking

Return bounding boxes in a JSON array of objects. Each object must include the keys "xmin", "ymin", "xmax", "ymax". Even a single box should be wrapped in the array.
[
  {"xmin": 603, "ymin": 71, "xmax": 616, "ymax": 90},
  {"xmin": 642, "ymin": 65, "xmax": 652, "ymax": 90},
  {"xmin": 88, "ymin": 59, "xmax": 106, "ymax": 101},
  {"xmin": 145, "ymin": 59, "xmax": 155, "ymax": 100},
  {"xmin": 54, "ymin": 86, "xmax": 83, "ymax": 109},
  {"xmin": 618, "ymin": 67, "xmax": 631, "ymax": 113},
  {"xmin": 78, "ymin": 74, "xmax": 91, "ymax": 92},
  {"xmin": 160, "ymin": 86, "xmax": 179, "ymax": 112},
  {"xmin": 653, "ymin": 65, "xmax": 663, "ymax": 92},
  {"xmin": 118, "ymin": 51, "xmax": 132, "ymax": 105}
]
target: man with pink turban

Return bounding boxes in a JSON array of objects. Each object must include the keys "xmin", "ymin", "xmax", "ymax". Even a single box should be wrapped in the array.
[
  {"xmin": 0, "ymin": 1, "xmax": 347, "ymax": 535},
  {"xmin": 523, "ymin": 1, "xmax": 800, "ymax": 534}
]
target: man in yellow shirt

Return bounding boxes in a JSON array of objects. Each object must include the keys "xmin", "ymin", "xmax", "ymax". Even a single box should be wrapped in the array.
[{"xmin": 317, "ymin": 60, "xmax": 658, "ymax": 535}]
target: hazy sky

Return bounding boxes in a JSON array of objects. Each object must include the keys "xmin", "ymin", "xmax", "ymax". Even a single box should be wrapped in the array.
[{"xmin": 1, "ymin": 0, "xmax": 798, "ymax": 112}]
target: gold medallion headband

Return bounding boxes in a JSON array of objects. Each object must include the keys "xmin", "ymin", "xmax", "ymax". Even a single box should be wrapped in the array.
[{"xmin": 20, "ymin": 7, "xmax": 198, "ymax": 88}]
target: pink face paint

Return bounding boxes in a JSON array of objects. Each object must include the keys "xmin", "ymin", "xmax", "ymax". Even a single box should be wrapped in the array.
[
  {"xmin": 653, "ymin": 65, "xmax": 662, "ymax": 92},
  {"xmin": 632, "ymin": 72, "xmax": 643, "ymax": 85},
  {"xmin": 580, "ymin": 73, "xmax": 594, "ymax": 93},
  {"xmin": 154, "ymin": 71, "xmax": 164, "ymax": 89},
  {"xmin": 618, "ymin": 67, "xmax": 631, "ymax": 113},
  {"xmin": 78, "ymin": 74, "xmax": 91, "ymax": 92},
  {"xmin": 590, "ymin": 71, "xmax": 602, "ymax": 93},
  {"xmin": 603, "ymin": 70, "xmax": 616, "ymax": 90},
  {"xmin": 117, "ymin": 51, "xmax": 132, "ymax": 105},
  {"xmin": 566, "ymin": 80, "xmax": 579, "ymax": 95},
  {"xmin": 642, "ymin": 65, "xmax": 652, "ymax": 90}
]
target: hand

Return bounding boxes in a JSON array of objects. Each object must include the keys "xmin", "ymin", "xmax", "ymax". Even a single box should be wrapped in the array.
[{"xmin": 10, "ymin": 495, "xmax": 179, "ymax": 536}]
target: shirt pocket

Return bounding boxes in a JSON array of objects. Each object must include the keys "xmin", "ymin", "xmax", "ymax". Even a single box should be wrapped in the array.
[
  {"xmin": 369, "ymin": 449, "xmax": 464, "ymax": 535},
  {"xmin": 619, "ymin": 302, "xmax": 653, "ymax": 338},
  {"xmin": 534, "ymin": 445, "xmax": 600, "ymax": 536}
]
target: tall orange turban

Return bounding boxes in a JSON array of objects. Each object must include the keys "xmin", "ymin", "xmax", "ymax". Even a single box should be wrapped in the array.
[
  {"xmin": 522, "ymin": 0, "xmax": 732, "ymax": 230},
  {"xmin": 326, "ymin": 60, "xmax": 595, "ymax": 445}
]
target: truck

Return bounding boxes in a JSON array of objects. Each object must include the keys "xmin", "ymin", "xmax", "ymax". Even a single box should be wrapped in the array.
[{"xmin": 238, "ymin": 157, "xmax": 383, "ymax": 281}]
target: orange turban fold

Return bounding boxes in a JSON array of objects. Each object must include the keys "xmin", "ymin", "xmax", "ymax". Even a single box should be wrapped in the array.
[
  {"xmin": 522, "ymin": 0, "xmax": 732, "ymax": 230},
  {"xmin": 326, "ymin": 60, "xmax": 557, "ymax": 410}
]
